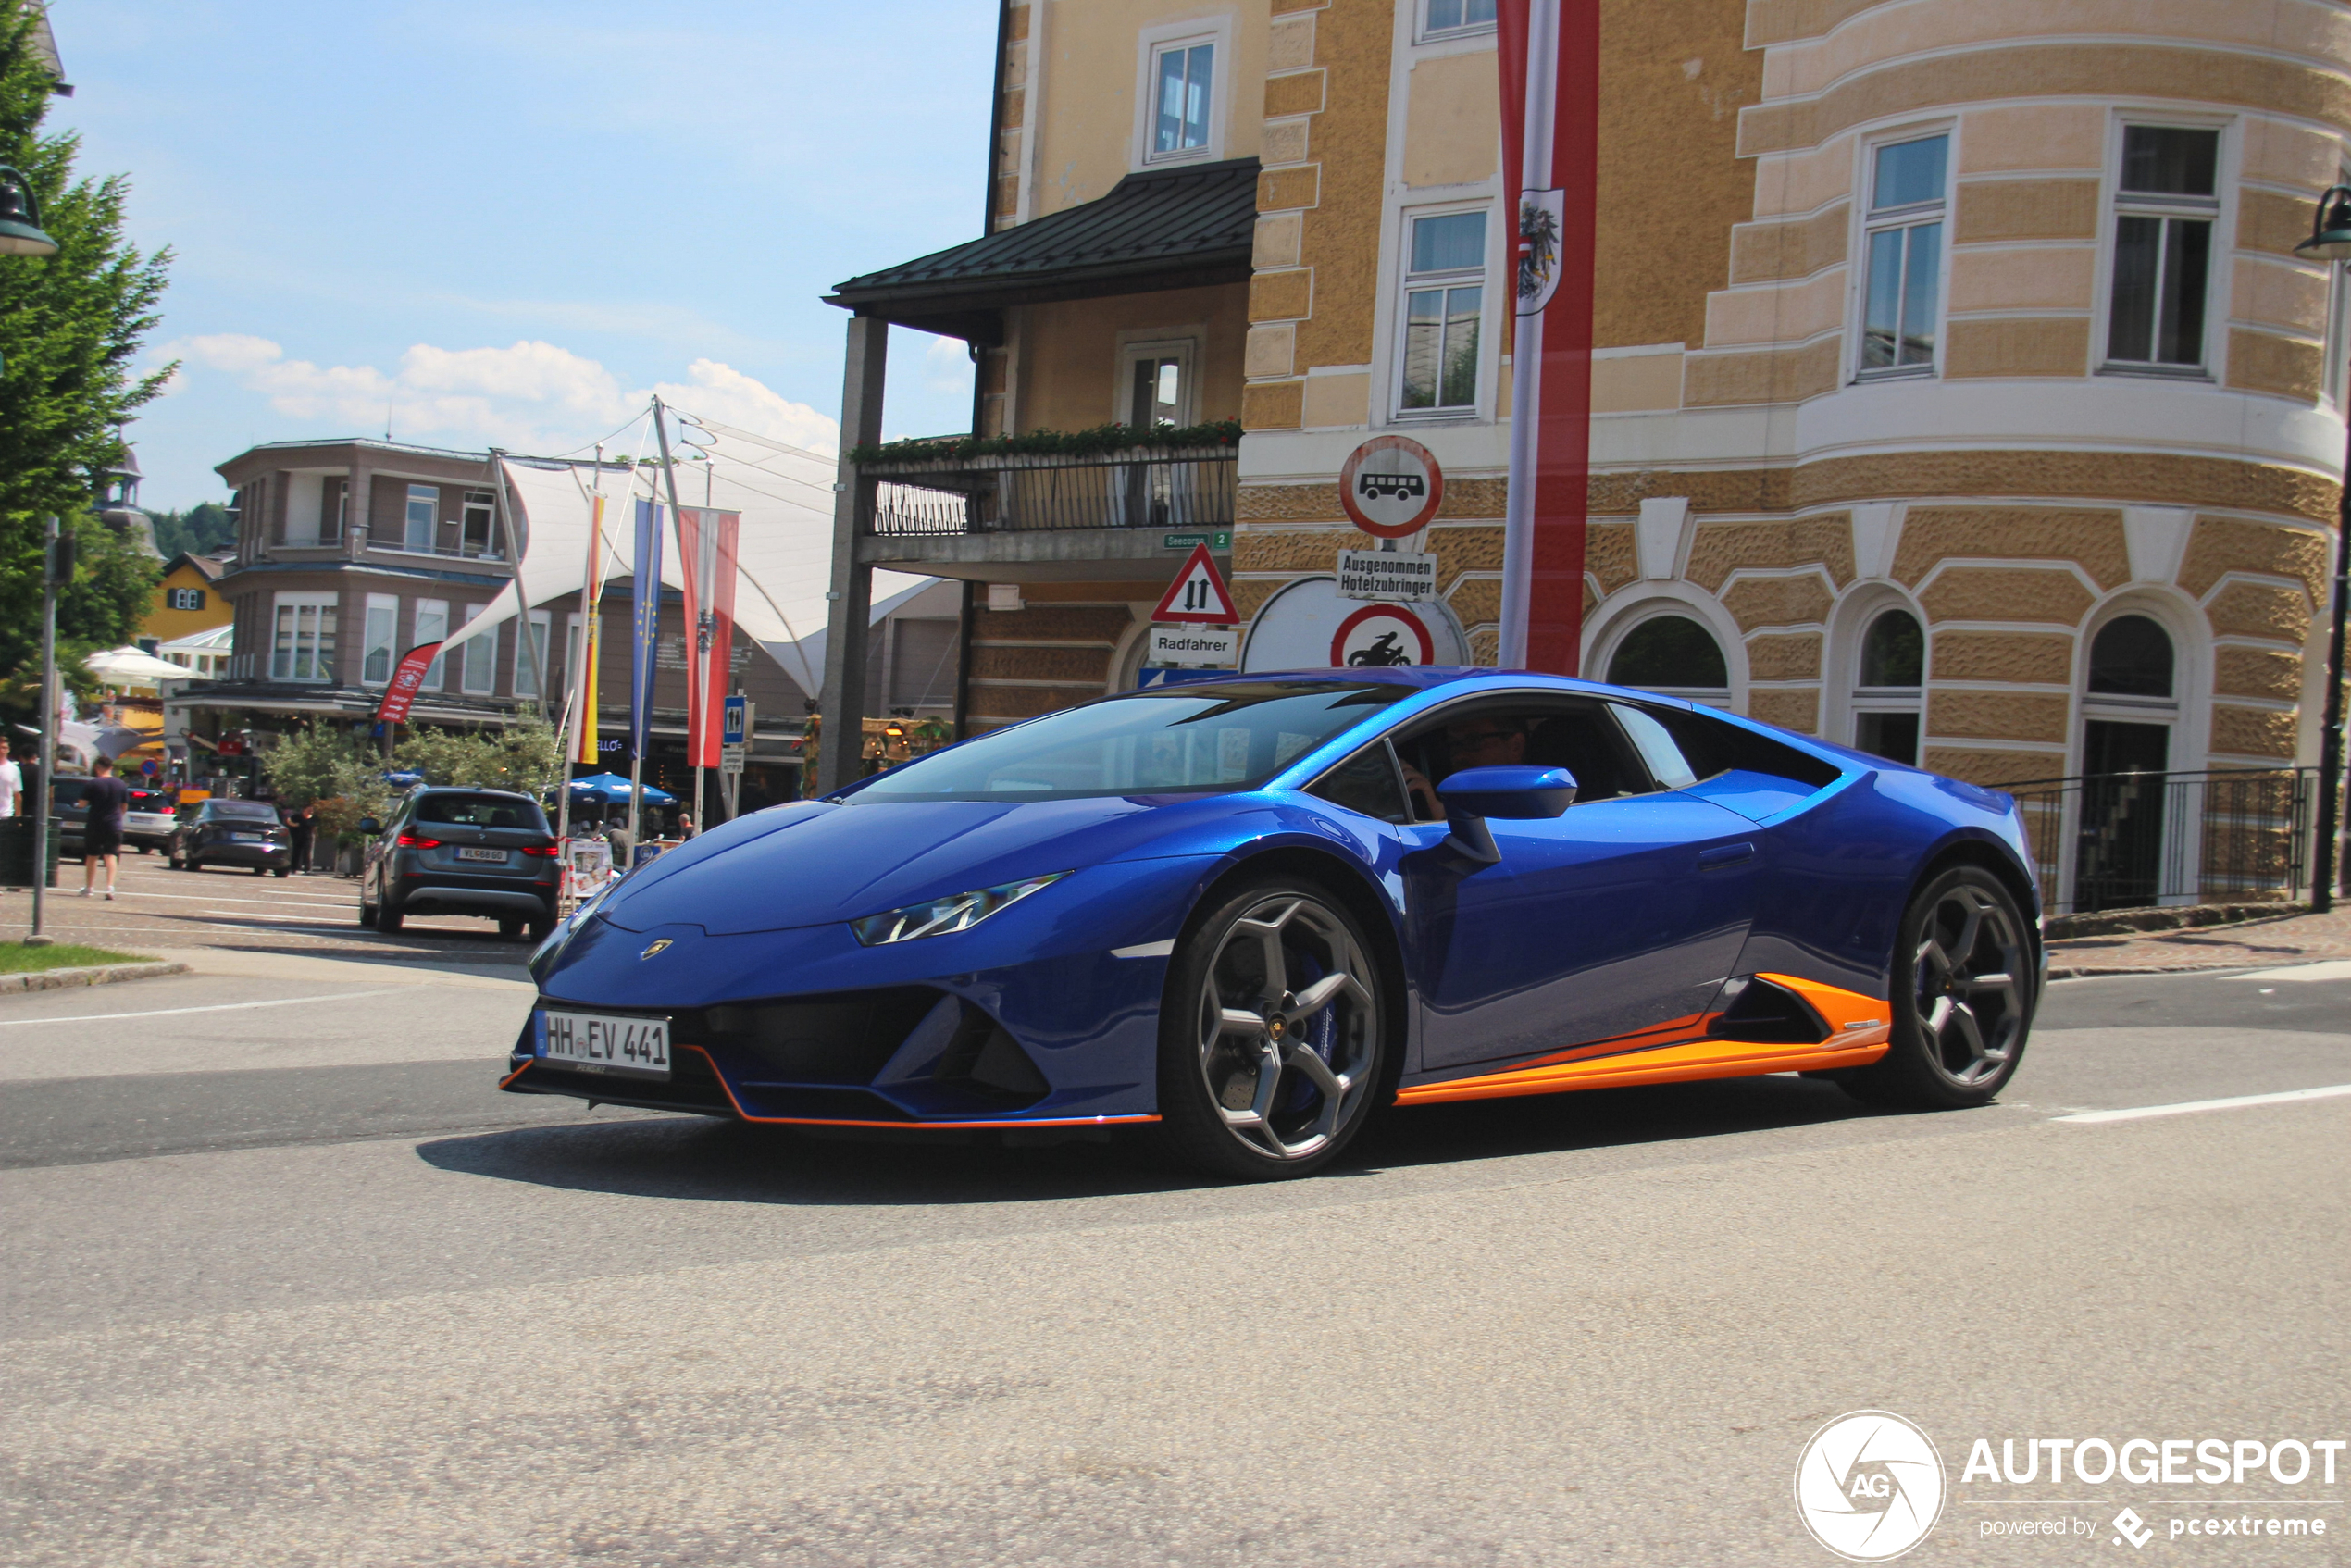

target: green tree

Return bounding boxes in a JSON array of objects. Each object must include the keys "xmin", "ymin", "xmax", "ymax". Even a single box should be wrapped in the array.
[
  {"xmin": 392, "ymin": 710, "xmax": 564, "ymax": 796},
  {"xmin": 0, "ymin": 0, "xmax": 173, "ymax": 726},
  {"xmin": 149, "ymin": 502, "xmax": 236, "ymax": 559}
]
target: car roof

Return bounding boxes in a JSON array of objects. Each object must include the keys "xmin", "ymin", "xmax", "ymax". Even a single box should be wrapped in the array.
[{"xmin": 413, "ymin": 785, "xmax": 539, "ymax": 801}]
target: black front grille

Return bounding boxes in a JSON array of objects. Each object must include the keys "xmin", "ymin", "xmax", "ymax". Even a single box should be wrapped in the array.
[{"xmin": 687, "ymin": 988, "xmax": 943, "ymax": 1085}]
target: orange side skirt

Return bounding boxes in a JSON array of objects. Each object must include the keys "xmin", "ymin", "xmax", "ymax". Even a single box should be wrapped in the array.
[{"xmin": 1393, "ymin": 972, "xmax": 1894, "ymax": 1107}]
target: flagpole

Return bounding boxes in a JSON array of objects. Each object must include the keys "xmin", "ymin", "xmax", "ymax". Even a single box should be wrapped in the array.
[
  {"xmin": 554, "ymin": 443, "xmax": 605, "ymax": 866},
  {"xmin": 1499, "ymin": 0, "xmax": 1559, "ymax": 670},
  {"xmin": 651, "ymin": 396, "xmax": 703, "ymax": 841}
]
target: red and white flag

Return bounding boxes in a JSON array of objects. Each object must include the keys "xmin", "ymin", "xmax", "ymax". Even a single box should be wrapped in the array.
[
  {"xmin": 376, "ymin": 642, "xmax": 443, "ymax": 723},
  {"xmin": 674, "ymin": 507, "xmax": 740, "ymax": 768},
  {"xmin": 1497, "ymin": 0, "xmax": 1600, "ymax": 675}
]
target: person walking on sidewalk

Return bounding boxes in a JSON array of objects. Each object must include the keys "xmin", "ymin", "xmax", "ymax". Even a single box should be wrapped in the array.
[
  {"xmin": 286, "ymin": 801, "xmax": 316, "ymax": 874},
  {"xmin": 0, "ymin": 736, "xmax": 19, "ymax": 819},
  {"xmin": 79, "ymin": 754, "xmax": 130, "ymax": 902}
]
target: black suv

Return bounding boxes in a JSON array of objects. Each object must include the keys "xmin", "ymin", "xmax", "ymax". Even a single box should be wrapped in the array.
[{"xmin": 359, "ymin": 786, "xmax": 559, "ymax": 940}]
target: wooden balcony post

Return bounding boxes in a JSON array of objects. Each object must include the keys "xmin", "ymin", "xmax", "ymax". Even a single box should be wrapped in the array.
[{"xmin": 817, "ymin": 313, "xmax": 889, "ymax": 793}]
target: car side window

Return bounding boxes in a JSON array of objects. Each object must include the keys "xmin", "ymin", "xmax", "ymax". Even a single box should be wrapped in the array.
[
  {"xmin": 1645, "ymin": 703, "xmax": 1842, "ymax": 790},
  {"xmin": 1609, "ymin": 704, "xmax": 1698, "ymax": 790},
  {"xmin": 1308, "ymin": 740, "xmax": 1412, "ymax": 824},
  {"xmin": 1392, "ymin": 696, "xmax": 1656, "ymax": 814}
]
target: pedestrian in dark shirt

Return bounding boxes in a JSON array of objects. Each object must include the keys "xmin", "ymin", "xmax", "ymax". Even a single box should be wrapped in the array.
[
  {"xmin": 287, "ymin": 803, "xmax": 316, "ymax": 874},
  {"xmin": 79, "ymin": 756, "xmax": 131, "ymax": 902}
]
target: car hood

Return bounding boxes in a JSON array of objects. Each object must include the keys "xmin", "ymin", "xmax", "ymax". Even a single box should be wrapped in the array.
[{"xmin": 594, "ymin": 792, "xmax": 1287, "ymax": 937}]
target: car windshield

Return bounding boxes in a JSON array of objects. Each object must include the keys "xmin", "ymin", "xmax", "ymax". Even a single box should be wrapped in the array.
[
  {"xmin": 846, "ymin": 681, "xmax": 1412, "ymax": 803},
  {"xmin": 415, "ymin": 794, "xmax": 547, "ymax": 830},
  {"xmin": 205, "ymin": 801, "xmax": 278, "ymax": 821}
]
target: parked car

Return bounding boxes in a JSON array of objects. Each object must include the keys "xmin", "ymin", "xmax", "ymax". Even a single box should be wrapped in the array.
[
  {"xmin": 122, "ymin": 786, "xmax": 177, "ymax": 853},
  {"xmin": 168, "ymin": 797, "xmax": 292, "ymax": 876},
  {"xmin": 359, "ymin": 786, "xmax": 559, "ymax": 940}
]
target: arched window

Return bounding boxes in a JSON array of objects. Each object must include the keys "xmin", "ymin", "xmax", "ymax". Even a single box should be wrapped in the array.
[
  {"xmin": 1607, "ymin": 614, "xmax": 1729, "ymax": 697},
  {"xmin": 1851, "ymin": 607, "xmax": 1923, "ymax": 764},
  {"xmin": 2087, "ymin": 614, "xmax": 2173, "ymax": 698}
]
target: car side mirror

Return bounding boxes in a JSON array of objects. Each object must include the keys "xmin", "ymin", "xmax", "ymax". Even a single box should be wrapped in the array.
[
  {"xmin": 358, "ymin": 817, "xmax": 382, "ymax": 836},
  {"xmin": 1435, "ymin": 765, "xmax": 1578, "ymax": 866}
]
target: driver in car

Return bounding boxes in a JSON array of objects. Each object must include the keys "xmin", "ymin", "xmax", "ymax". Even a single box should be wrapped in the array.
[{"xmin": 1400, "ymin": 716, "xmax": 1527, "ymax": 821}]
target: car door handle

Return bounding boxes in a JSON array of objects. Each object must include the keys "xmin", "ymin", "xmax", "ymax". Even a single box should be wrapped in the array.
[{"xmin": 1698, "ymin": 841, "xmax": 1756, "ymax": 869}]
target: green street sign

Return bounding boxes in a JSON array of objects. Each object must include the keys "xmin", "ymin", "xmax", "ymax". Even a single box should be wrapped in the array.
[{"xmin": 1163, "ymin": 530, "xmax": 1232, "ymax": 551}]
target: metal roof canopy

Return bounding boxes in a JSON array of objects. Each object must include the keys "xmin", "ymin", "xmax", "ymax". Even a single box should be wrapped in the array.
[{"xmin": 826, "ymin": 158, "xmax": 1261, "ymax": 343}]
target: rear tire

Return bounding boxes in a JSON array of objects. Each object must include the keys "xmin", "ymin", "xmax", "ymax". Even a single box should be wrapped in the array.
[
  {"xmin": 272, "ymin": 868, "xmax": 290, "ymax": 878},
  {"xmin": 1841, "ymin": 865, "xmax": 2033, "ymax": 1111},
  {"xmin": 499, "ymin": 916, "xmax": 524, "ymax": 940},
  {"xmin": 1154, "ymin": 877, "xmax": 1388, "ymax": 1181},
  {"xmin": 377, "ymin": 900, "xmax": 404, "ymax": 935},
  {"xmin": 527, "ymin": 915, "xmax": 554, "ymax": 943}
]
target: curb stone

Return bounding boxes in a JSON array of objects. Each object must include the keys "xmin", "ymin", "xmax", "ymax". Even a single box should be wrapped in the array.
[{"xmin": 0, "ymin": 961, "xmax": 188, "ymax": 995}]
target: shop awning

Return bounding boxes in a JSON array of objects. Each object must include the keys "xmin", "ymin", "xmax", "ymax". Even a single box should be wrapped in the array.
[{"xmin": 826, "ymin": 157, "xmax": 1260, "ymax": 342}]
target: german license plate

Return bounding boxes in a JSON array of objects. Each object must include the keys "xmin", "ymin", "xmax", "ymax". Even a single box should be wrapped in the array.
[
  {"xmin": 230, "ymin": 831, "xmax": 264, "ymax": 841},
  {"xmin": 457, "ymin": 846, "xmax": 508, "ymax": 863},
  {"xmin": 537, "ymin": 1009, "xmax": 669, "ymax": 1078}
]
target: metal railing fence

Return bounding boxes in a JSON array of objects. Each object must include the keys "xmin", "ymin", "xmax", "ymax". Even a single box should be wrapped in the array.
[
  {"xmin": 862, "ymin": 448, "xmax": 1238, "ymax": 538},
  {"xmin": 2002, "ymin": 766, "xmax": 2320, "ymax": 915}
]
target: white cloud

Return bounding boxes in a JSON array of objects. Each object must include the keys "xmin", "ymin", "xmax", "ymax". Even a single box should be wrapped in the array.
[
  {"xmin": 649, "ymin": 359, "xmax": 837, "ymax": 454},
  {"xmin": 158, "ymin": 335, "xmax": 836, "ymax": 457}
]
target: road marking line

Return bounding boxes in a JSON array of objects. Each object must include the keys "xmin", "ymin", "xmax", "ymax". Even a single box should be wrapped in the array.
[
  {"xmin": 2227, "ymin": 959, "xmax": 2351, "ymax": 983},
  {"xmin": 0, "ymin": 988, "xmax": 408, "ymax": 1027},
  {"xmin": 104, "ymin": 890, "xmax": 356, "ymax": 908},
  {"xmin": 2054, "ymin": 1084, "xmax": 2351, "ymax": 1124}
]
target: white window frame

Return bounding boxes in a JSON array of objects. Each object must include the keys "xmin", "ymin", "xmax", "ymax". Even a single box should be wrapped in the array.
[
  {"xmin": 1847, "ymin": 606, "xmax": 1926, "ymax": 765},
  {"xmin": 359, "ymin": 592, "xmax": 400, "ymax": 687},
  {"xmin": 1133, "ymin": 19, "xmax": 1231, "ymax": 169},
  {"xmin": 1418, "ymin": 0, "xmax": 1497, "ymax": 44},
  {"xmin": 1113, "ymin": 336, "xmax": 1200, "ymax": 428},
  {"xmin": 167, "ymin": 587, "xmax": 205, "ymax": 611},
  {"xmin": 461, "ymin": 491, "xmax": 499, "ymax": 559},
  {"xmin": 403, "ymin": 484, "xmax": 438, "ymax": 553},
  {"xmin": 459, "ymin": 604, "xmax": 494, "ymax": 695},
  {"xmin": 514, "ymin": 609, "xmax": 551, "ymax": 700},
  {"xmin": 413, "ymin": 598, "xmax": 449, "ymax": 692},
  {"xmin": 1852, "ymin": 127, "xmax": 1952, "ymax": 382},
  {"xmin": 2096, "ymin": 114, "xmax": 2229, "ymax": 379},
  {"xmin": 269, "ymin": 591, "xmax": 338, "ymax": 684},
  {"xmin": 1393, "ymin": 202, "xmax": 1492, "ymax": 419}
]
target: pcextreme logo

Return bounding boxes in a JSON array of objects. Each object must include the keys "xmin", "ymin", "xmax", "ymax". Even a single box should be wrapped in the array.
[{"xmin": 1796, "ymin": 1411, "xmax": 1947, "ymax": 1562}]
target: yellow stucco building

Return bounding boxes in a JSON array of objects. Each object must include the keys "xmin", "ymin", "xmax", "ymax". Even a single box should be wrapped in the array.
[
  {"xmin": 820, "ymin": 0, "xmax": 2349, "ymax": 910},
  {"xmin": 141, "ymin": 552, "xmax": 231, "ymax": 646}
]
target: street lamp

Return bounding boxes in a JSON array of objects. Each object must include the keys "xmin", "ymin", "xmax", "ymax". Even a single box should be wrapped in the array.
[
  {"xmin": 2295, "ymin": 185, "xmax": 2351, "ymax": 913},
  {"xmin": 0, "ymin": 166, "xmax": 59, "ymax": 258}
]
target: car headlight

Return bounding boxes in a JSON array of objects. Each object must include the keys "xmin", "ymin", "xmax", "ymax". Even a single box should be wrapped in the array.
[{"xmin": 851, "ymin": 872, "xmax": 1068, "ymax": 947}]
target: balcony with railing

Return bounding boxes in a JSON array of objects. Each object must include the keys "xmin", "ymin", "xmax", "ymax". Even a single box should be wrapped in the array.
[
  {"xmin": 2004, "ymin": 766, "xmax": 2322, "ymax": 915},
  {"xmin": 858, "ymin": 441, "xmax": 1238, "ymax": 541}
]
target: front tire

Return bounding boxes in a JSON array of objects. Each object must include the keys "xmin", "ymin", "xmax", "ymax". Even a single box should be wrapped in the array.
[
  {"xmin": 1842, "ymin": 865, "xmax": 2033, "ymax": 1110},
  {"xmin": 1155, "ymin": 878, "xmax": 1388, "ymax": 1180}
]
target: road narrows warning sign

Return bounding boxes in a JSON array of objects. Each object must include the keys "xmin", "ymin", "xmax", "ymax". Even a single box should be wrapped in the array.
[{"xmin": 1151, "ymin": 543, "xmax": 1239, "ymax": 625}]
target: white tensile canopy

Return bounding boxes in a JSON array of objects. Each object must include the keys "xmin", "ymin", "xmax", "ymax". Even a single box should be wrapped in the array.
[
  {"xmin": 84, "ymin": 645, "xmax": 199, "ymax": 685},
  {"xmin": 439, "ymin": 423, "xmax": 928, "ymax": 696}
]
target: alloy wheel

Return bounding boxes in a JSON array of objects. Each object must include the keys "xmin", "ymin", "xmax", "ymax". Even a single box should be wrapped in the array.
[
  {"xmin": 1910, "ymin": 884, "xmax": 2025, "ymax": 1087},
  {"xmin": 1193, "ymin": 893, "xmax": 1378, "ymax": 1162}
]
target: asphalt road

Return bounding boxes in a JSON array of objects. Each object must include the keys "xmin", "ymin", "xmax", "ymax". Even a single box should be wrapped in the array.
[{"xmin": 2, "ymin": 957, "xmax": 2345, "ymax": 1566}]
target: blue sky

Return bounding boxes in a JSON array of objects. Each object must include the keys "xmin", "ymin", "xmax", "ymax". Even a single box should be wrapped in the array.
[{"xmin": 53, "ymin": 0, "xmax": 994, "ymax": 509}]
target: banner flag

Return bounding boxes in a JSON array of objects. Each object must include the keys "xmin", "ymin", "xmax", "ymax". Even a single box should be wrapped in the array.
[
  {"xmin": 574, "ymin": 494, "xmax": 607, "ymax": 765},
  {"xmin": 675, "ymin": 507, "xmax": 742, "ymax": 768},
  {"xmin": 1497, "ymin": 0, "xmax": 1601, "ymax": 674},
  {"xmin": 376, "ymin": 642, "xmax": 444, "ymax": 723},
  {"xmin": 630, "ymin": 497, "xmax": 665, "ymax": 765}
]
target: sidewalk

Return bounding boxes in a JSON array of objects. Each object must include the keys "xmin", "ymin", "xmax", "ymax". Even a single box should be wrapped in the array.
[{"xmin": 2046, "ymin": 905, "xmax": 2351, "ymax": 977}]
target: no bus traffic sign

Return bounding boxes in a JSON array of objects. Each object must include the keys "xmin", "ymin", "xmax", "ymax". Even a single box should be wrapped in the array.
[{"xmin": 1338, "ymin": 434, "xmax": 1445, "ymax": 540}]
